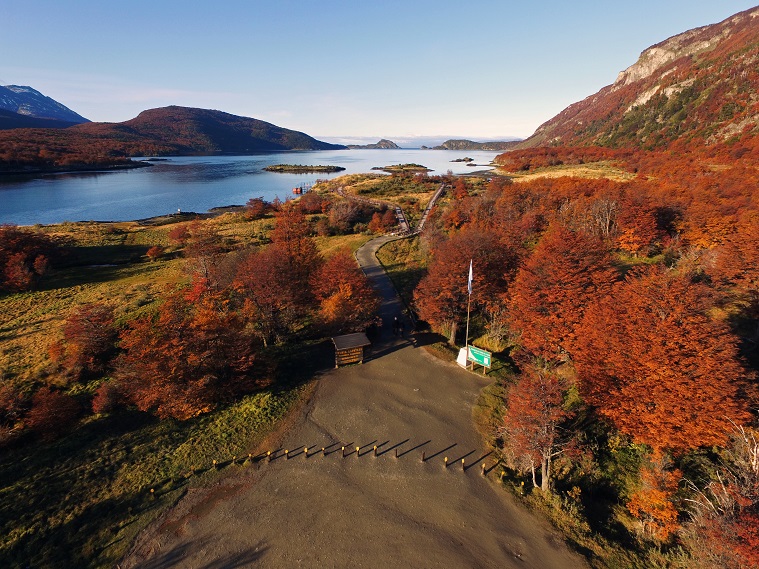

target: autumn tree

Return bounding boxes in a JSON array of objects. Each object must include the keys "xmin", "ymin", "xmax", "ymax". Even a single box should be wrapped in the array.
[
  {"xmin": 0, "ymin": 225, "xmax": 58, "ymax": 292},
  {"xmin": 26, "ymin": 387, "xmax": 80, "ymax": 440},
  {"xmin": 682, "ymin": 425, "xmax": 759, "ymax": 569},
  {"xmin": 713, "ymin": 215, "xmax": 759, "ymax": 294},
  {"xmin": 244, "ymin": 196, "xmax": 268, "ymax": 220},
  {"xmin": 311, "ymin": 249, "xmax": 379, "ymax": 333},
  {"xmin": 626, "ymin": 454, "xmax": 682, "ymax": 543},
  {"xmin": 414, "ymin": 228, "xmax": 518, "ymax": 345},
  {"xmin": 573, "ymin": 266, "xmax": 752, "ymax": 453},
  {"xmin": 114, "ymin": 289, "xmax": 258, "ymax": 420},
  {"xmin": 234, "ymin": 246, "xmax": 315, "ymax": 346},
  {"xmin": 271, "ymin": 204, "xmax": 321, "ymax": 291},
  {"xmin": 508, "ymin": 223, "xmax": 617, "ymax": 361},
  {"xmin": 146, "ymin": 245, "xmax": 164, "ymax": 261},
  {"xmin": 499, "ymin": 362, "xmax": 572, "ymax": 492},
  {"xmin": 49, "ymin": 303, "xmax": 117, "ymax": 382},
  {"xmin": 232, "ymin": 205, "xmax": 322, "ymax": 345}
]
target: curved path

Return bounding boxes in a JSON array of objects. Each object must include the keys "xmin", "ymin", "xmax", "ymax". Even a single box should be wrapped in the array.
[{"xmin": 122, "ymin": 236, "xmax": 588, "ymax": 569}]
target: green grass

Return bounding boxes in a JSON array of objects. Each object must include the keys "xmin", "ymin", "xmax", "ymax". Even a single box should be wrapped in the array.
[
  {"xmin": 0, "ymin": 383, "xmax": 309, "ymax": 569},
  {"xmin": 376, "ymin": 236, "xmax": 426, "ymax": 310}
]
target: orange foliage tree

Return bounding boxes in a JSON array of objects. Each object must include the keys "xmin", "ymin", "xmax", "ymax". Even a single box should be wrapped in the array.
[
  {"xmin": 414, "ymin": 228, "xmax": 518, "ymax": 344},
  {"xmin": 508, "ymin": 223, "xmax": 617, "ymax": 361},
  {"xmin": 310, "ymin": 249, "xmax": 379, "ymax": 333},
  {"xmin": 626, "ymin": 454, "xmax": 682, "ymax": 543},
  {"xmin": 573, "ymin": 266, "xmax": 752, "ymax": 453},
  {"xmin": 114, "ymin": 289, "xmax": 258, "ymax": 420}
]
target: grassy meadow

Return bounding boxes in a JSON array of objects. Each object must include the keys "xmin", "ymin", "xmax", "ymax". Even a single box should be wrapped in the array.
[{"xmin": 0, "ymin": 209, "xmax": 352, "ymax": 568}]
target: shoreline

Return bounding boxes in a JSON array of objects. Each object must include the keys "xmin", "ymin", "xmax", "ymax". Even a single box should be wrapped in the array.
[{"xmin": 0, "ymin": 160, "xmax": 153, "ymax": 178}]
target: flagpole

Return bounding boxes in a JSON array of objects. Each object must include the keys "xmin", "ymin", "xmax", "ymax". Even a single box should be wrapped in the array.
[{"xmin": 464, "ymin": 260, "xmax": 472, "ymax": 361}]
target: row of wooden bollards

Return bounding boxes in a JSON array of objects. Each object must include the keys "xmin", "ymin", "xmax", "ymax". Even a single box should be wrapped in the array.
[
  {"xmin": 147, "ymin": 447, "xmax": 499, "ymax": 497},
  {"xmin": 260, "ymin": 444, "xmax": 497, "ymax": 475}
]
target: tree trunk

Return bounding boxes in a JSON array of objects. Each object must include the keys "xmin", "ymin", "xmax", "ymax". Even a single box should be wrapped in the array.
[
  {"xmin": 541, "ymin": 454, "xmax": 551, "ymax": 493},
  {"xmin": 531, "ymin": 464, "xmax": 538, "ymax": 488},
  {"xmin": 448, "ymin": 320, "xmax": 458, "ymax": 346}
]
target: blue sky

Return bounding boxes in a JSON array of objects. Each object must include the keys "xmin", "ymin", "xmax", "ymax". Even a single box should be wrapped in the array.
[{"xmin": 2, "ymin": 0, "xmax": 756, "ymax": 143}]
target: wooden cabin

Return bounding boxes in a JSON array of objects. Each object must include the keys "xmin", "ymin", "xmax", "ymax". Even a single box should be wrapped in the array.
[{"xmin": 332, "ymin": 333, "xmax": 371, "ymax": 368}]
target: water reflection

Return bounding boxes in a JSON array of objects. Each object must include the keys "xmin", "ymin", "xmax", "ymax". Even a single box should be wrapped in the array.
[{"xmin": 0, "ymin": 150, "xmax": 498, "ymax": 225}]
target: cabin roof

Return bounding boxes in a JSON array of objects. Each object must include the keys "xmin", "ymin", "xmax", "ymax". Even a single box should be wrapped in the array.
[{"xmin": 332, "ymin": 332, "xmax": 371, "ymax": 351}]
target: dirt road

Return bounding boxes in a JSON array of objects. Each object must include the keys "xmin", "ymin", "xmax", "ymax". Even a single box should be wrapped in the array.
[{"xmin": 121, "ymin": 235, "xmax": 588, "ymax": 569}]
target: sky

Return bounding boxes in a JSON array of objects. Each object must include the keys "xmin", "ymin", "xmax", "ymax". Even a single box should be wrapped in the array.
[{"xmin": 2, "ymin": 0, "xmax": 757, "ymax": 144}]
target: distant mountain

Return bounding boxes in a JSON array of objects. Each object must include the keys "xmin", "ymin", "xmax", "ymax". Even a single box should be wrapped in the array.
[
  {"xmin": 431, "ymin": 139, "xmax": 521, "ymax": 151},
  {"xmin": 74, "ymin": 106, "xmax": 346, "ymax": 153},
  {"xmin": 0, "ymin": 106, "xmax": 346, "ymax": 173},
  {"xmin": 0, "ymin": 85, "xmax": 89, "ymax": 124},
  {"xmin": 346, "ymin": 139, "xmax": 400, "ymax": 149},
  {"xmin": 0, "ymin": 108, "xmax": 80, "ymax": 130},
  {"xmin": 517, "ymin": 6, "xmax": 759, "ymax": 149}
]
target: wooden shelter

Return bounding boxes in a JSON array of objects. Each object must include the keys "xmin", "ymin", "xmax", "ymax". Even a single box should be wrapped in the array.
[{"xmin": 332, "ymin": 332, "xmax": 371, "ymax": 368}]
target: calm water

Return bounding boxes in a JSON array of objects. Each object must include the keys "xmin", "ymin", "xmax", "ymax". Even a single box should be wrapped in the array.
[{"xmin": 0, "ymin": 149, "xmax": 499, "ymax": 225}]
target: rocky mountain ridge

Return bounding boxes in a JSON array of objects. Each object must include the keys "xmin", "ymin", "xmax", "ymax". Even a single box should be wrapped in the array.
[{"xmin": 518, "ymin": 6, "xmax": 759, "ymax": 149}]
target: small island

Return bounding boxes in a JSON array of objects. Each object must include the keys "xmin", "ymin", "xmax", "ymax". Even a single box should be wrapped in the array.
[
  {"xmin": 451, "ymin": 157, "xmax": 474, "ymax": 163},
  {"xmin": 371, "ymin": 163, "xmax": 431, "ymax": 173},
  {"xmin": 263, "ymin": 164, "xmax": 346, "ymax": 173}
]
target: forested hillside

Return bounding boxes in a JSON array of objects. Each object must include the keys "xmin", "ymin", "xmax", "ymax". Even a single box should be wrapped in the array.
[
  {"xmin": 410, "ymin": 142, "xmax": 759, "ymax": 566},
  {"xmin": 0, "ymin": 106, "xmax": 345, "ymax": 172},
  {"xmin": 519, "ymin": 6, "xmax": 759, "ymax": 149}
]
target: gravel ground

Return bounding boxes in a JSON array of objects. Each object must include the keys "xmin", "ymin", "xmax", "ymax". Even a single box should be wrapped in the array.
[{"xmin": 120, "ymin": 236, "xmax": 588, "ymax": 569}]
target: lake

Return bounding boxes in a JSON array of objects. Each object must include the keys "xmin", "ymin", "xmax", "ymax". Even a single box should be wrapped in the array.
[{"xmin": 0, "ymin": 149, "xmax": 500, "ymax": 226}]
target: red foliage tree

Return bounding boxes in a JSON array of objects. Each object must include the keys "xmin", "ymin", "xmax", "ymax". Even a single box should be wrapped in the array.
[
  {"xmin": 114, "ymin": 290, "xmax": 258, "ymax": 420},
  {"xmin": 508, "ymin": 223, "xmax": 617, "ymax": 361},
  {"xmin": 26, "ymin": 387, "xmax": 80, "ymax": 440},
  {"xmin": 414, "ymin": 228, "xmax": 518, "ymax": 344},
  {"xmin": 234, "ymin": 246, "xmax": 315, "ymax": 346},
  {"xmin": 499, "ymin": 362, "xmax": 571, "ymax": 492},
  {"xmin": 573, "ymin": 266, "xmax": 752, "ymax": 452},
  {"xmin": 271, "ymin": 204, "xmax": 321, "ymax": 292},
  {"xmin": 146, "ymin": 245, "xmax": 164, "ymax": 261},
  {"xmin": 244, "ymin": 197, "xmax": 268, "ymax": 220},
  {"xmin": 49, "ymin": 303, "xmax": 117, "ymax": 381},
  {"xmin": 0, "ymin": 225, "xmax": 58, "ymax": 292},
  {"xmin": 683, "ymin": 426, "xmax": 759, "ymax": 568}
]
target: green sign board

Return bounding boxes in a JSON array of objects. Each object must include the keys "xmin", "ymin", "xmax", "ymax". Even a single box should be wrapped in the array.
[{"xmin": 467, "ymin": 345, "xmax": 492, "ymax": 367}]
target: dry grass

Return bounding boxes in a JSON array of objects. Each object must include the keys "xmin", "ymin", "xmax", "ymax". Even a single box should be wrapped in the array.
[
  {"xmin": 314, "ymin": 233, "xmax": 373, "ymax": 257},
  {"xmin": 496, "ymin": 161, "xmax": 636, "ymax": 183}
]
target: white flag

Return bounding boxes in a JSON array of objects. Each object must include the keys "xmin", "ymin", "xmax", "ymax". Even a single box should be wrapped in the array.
[{"xmin": 467, "ymin": 259, "xmax": 473, "ymax": 295}]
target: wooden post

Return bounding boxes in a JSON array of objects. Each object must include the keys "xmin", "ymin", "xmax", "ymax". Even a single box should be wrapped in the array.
[
  {"xmin": 444, "ymin": 456, "xmax": 449, "ymax": 468},
  {"xmin": 267, "ymin": 450, "xmax": 272, "ymax": 462},
  {"xmin": 355, "ymin": 446, "xmax": 360, "ymax": 458},
  {"xmin": 341, "ymin": 446, "xmax": 345, "ymax": 458},
  {"xmin": 285, "ymin": 449, "xmax": 289, "ymax": 460},
  {"xmin": 373, "ymin": 445, "xmax": 377, "ymax": 457},
  {"xmin": 481, "ymin": 463, "xmax": 486, "ymax": 476},
  {"xmin": 421, "ymin": 451, "xmax": 426, "ymax": 462},
  {"xmin": 462, "ymin": 458, "xmax": 466, "ymax": 471},
  {"xmin": 304, "ymin": 447, "xmax": 308, "ymax": 458},
  {"xmin": 322, "ymin": 447, "xmax": 326, "ymax": 456}
]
